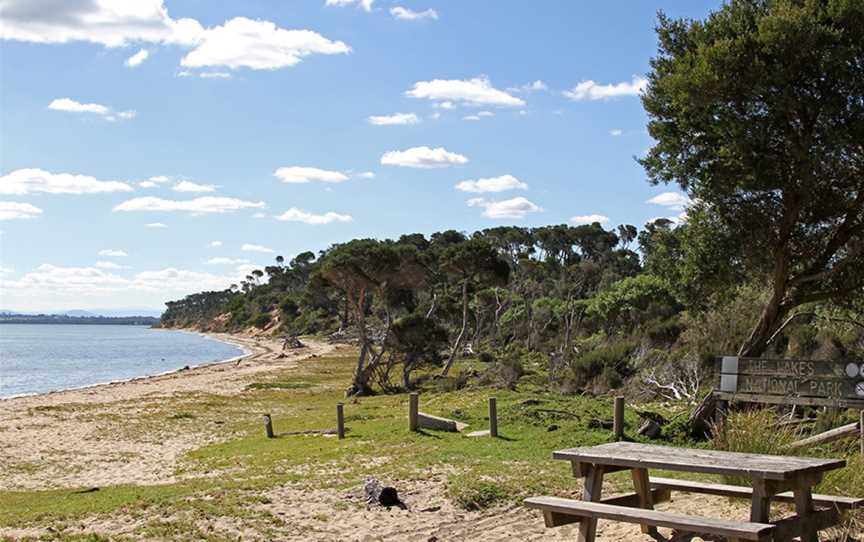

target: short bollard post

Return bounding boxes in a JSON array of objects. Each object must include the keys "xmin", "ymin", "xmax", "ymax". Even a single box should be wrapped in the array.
[
  {"xmin": 489, "ymin": 397, "xmax": 498, "ymax": 438},
  {"xmin": 263, "ymin": 414, "xmax": 274, "ymax": 439},
  {"xmin": 409, "ymin": 393, "xmax": 419, "ymax": 432},
  {"xmin": 337, "ymin": 403, "xmax": 345, "ymax": 440},
  {"xmin": 613, "ymin": 396, "xmax": 625, "ymax": 441}
]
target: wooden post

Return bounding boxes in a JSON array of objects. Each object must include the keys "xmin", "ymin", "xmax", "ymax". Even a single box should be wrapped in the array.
[
  {"xmin": 860, "ymin": 410, "xmax": 863, "ymax": 457},
  {"xmin": 613, "ymin": 396, "xmax": 625, "ymax": 441},
  {"xmin": 488, "ymin": 397, "xmax": 498, "ymax": 438},
  {"xmin": 336, "ymin": 403, "xmax": 345, "ymax": 440},
  {"xmin": 409, "ymin": 393, "xmax": 419, "ymax": 432},
  {"xmin": 263, "ymin": 414, "xmax": 274, "ymax": 439}
]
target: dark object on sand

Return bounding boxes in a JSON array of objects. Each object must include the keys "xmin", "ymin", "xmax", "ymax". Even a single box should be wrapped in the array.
[{"xmin": 364, "ymin": 478, "xmax": 407, "ymax": 510}]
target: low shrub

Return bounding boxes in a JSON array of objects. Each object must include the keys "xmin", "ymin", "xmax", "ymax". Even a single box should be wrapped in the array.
[{"xmin": 450, "ymin": 481, "xmax": 509, "ymax": 511}]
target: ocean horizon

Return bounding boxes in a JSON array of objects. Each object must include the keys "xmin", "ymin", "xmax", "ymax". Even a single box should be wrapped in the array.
[{"xmin": 0, "ymin": 324, "xmax": 245, "ymax": 398}]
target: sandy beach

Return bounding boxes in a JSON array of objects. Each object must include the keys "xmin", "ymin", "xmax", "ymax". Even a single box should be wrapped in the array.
[
  {"xmin": 0, "ymin": 332, "xmax": 800, "ymax": 542},
  {"xmin": 0, "ymin": 332, "xmax": 336, "ymax": 491}
]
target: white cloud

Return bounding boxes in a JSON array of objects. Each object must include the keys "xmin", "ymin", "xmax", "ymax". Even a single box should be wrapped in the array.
[
  {"xmin": 357, "ymin": 171, "xmax": 376, "ymax": 179},
  {"xmin": 48, "ymin": 98, "xmax": 135, "ymax": 121},
  {"xmin": 95, "ymin": 260, "xmax": 126, "ymax": 270},
  {"xmin": 274, "ymin": 167, "xmax": 349, "ymax": 184},
  {"xmin": 526, "ymin": 80, "xmax": 547, "ymax": 91},
  {"xmin": 564, "ymin": 76, "xmax": 647, "ymax": 101},
  {"xmin": 0, "ymin": 266, "xmax": 13, "ymax": 275},
  {"xmin": 98, "ymin": 249, "xmax": 128, "ymax": 257},
  {"xmin": 242, "ymin": 243, "xmax": 274, "ymax": 253},
  {"xmin": 0, "ymin": 201, "xmax": 42, "ymax": 221},
  {"xmin": 173, "ymin": 180, "xmax": 216, "ymax": 193},
  {"xmin": 406, "ymin": 76, "xmax": 525, "ymax": 107},
  {"xmin": 138, "ymin": 181, "xmax": 157, "ymax": 188},
  {"xmin": 149, "ymin": 175, "xmax": 170, "ymax": 183},
  {"xmin": 435, "ymin": 101, "xmax": 455, "ymax": 110},
  {"xmin": 390, "ymin": 7, "xmax": 438, "ymax": 20},
  {"xmin": 208, "ymin": 241, "xmax": 223, "ymax": 248},
  {"xmin": 467, "ymin": 196, "xmax": 541, "ymax": 219},
  {"xmin": 367, "ymin": 112, "xmax": 420, "ymax": 126},
  {"xmin": 253, "ymin": 212, "xmax": 267, "ymax": 219},
  {"xmin": 325, "ymin": 0, "xmax": 374, "ymax": 12},
  {"xmin": 276, "ymin": 208, "xmax": 353, "ymax": 225},
  {"xmin": 180, "ymin": 17, "xmax": 350, "ymax": 71},
  {"xmin": 571, "ymin": 214, "xmax": 610, "ymax": 225},
  {"xmin": 48, "ymin": 98, "xmax": 109, "ymax": 115},
  {"xmin": 205, "ymin": 257, "xmax": 249, "ymax": 265},
  {"xmin": 381, "ymin": 146, "xmax": 468, "ymax": 169},
  {"xmin": 145, "ymin": 222, "xmax": 167, "ymax": 228},
  {"xmin": 113, "ymin": 196, "xmax": 265, "ymax": 214},
  {"xmin": 198, "ymin": 71, "xmax": 232, "ymax": 79},
  {"xmin": 463, "ymin": 111, "xmax": 493, "ymax": 121},
  {"xmin": 510, "ymin": 80, "xmax": 548, "ymax": 93},
  {"xmin": 0, "ymin": 0, "xmax": 204, "ymax": 48},
  {"xmin": 177, "ymin": 70, "xmax": 233, "ymax": 79},
  {"xmin": 646, "ymin": 191, "xmax": 691, "ymax": 211},
  {"xmin": 609, "ymin": 129, "xmax": 623, "ymax": 136},
  {"xmin": 456, "ymin": 175, "xmax": 527, "ymax": 193},
  {"xmin": 0, "ymin": 168, "xmax": 133, "ymax": 195},
  {"xmin": 125, "ymin": 48, "xmax": 149, "ymax": 67}
]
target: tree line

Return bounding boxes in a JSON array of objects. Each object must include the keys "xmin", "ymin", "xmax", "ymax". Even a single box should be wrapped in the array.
[{"xmin": 164, "ymin": 0, "xmax": 864, "ymax": 398}]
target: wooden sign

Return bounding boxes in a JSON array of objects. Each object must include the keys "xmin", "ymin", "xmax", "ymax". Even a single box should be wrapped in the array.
[{"xmin": 715, "ymin": 356, "xmax": 864, "ymax": 409}]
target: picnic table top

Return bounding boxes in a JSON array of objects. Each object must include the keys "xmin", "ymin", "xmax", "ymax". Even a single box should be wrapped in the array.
[{"xmin": 552, "ymin": 442, "xmax": 845, "ymax": 481}]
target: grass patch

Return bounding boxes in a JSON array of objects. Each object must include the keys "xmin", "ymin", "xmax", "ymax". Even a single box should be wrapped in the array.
[
  {"xmin": 3, "ymin": 346, "xmax": 861, "ymax": 540},
  {"xmin": 245, "ymin": 382, "xmax": 313, "ymax": 391}
]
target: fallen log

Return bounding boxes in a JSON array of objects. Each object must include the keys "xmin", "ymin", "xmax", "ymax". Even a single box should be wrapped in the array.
[{"xmin": 788, "ymin": 421, "xmax": 859, "ymax": 449}]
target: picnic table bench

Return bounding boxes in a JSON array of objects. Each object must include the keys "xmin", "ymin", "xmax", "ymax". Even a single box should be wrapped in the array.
[{"xmin": 525, "ymin": 442, "xmax": 860, "ymax": 542}]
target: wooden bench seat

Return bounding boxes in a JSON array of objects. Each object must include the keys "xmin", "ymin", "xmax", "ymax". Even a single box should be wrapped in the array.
[
  {"xmin": 524, "ymin": 496, "xmax": 775, "ymax": 541},
  {"xmin": 650, "ymin": 477, "xmax": 863, "ymax": 510}
]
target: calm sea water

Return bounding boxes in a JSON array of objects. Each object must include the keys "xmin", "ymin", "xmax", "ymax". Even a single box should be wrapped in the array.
[{"xmin": 0, "ymin": 325, "xmax": 245, "ymax": 398}]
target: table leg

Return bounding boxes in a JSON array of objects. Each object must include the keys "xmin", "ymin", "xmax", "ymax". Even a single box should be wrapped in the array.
[
  {"xmin": 794, "ymin": 487, "xmax": 818, "ymax": 542},
  {"xmin": 631, "ymin": 468, "xmax": 660, "ymax": 537},
  {"xmin": 750, "ymin": 481, "xmax": 771, "ymax": 523},
  {"xmin": 577, "ymin": 465, "xmax": 605, "ymax": 542}
]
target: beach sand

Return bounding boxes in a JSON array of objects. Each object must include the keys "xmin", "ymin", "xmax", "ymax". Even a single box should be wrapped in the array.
[
  {"xmin": 0, "ymin": 333, "xmax": 336, "ymax": 491},
  {"xmin": 0, "ymin": 332, "xmax": 784, "ymax": 541}
]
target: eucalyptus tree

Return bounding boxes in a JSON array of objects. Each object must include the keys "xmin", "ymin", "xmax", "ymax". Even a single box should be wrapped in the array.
[
  {"xmin": 439, "ymin": 238, "xmax": 510, "ymax": 376},
  {"xmin": 319, "ymin": 239, "xmax": 426, "ymax": 395},
  {"xmin": 641, "ymin": 0, "xmax": 864, "ymax": 356}
]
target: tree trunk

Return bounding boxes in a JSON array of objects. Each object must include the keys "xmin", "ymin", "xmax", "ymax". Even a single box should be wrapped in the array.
[
  {"xmin": 348, "ymin": 291, "xmax": 373, "ymax": 396},
  {"xmin": 739, "ymin": 237, "xmax": 793, "ymax": 357},
  {"xmin": 441, "ymin": 278, "xmax": 469, "ymax": 376}
]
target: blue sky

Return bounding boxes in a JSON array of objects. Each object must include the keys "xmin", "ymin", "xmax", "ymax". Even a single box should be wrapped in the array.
[{"xmin": 0, "ymin": 0, "xmax": 712, "ymax": 313}]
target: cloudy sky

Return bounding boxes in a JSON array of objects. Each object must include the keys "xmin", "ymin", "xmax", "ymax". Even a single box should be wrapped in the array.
[{"xmin": 0, "ymin": 0, "xmax": 706, "ymax": 313}]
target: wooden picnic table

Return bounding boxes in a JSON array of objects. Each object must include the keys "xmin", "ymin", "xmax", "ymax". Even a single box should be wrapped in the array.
[{"xmin": 545, "ymin": 442, "xmax": 848, "ymax": 542}]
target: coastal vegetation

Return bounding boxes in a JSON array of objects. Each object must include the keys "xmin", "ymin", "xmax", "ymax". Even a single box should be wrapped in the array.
[
  {"xmin": 3, "ymin": 1, "xmax": 864, "ymax": 539},
  {"xmin": 163, "ymin": 0, "xmax": 864, "ymax": 400}
]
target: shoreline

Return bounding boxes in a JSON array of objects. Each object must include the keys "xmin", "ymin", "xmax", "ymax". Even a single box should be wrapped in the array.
[
  {"xmin": 0, "ymin": 332, "xmax": 337, "ymax": 491},
  {"xmin": 0, "ymin": 328, "xmax": 255, "ymax": 402}
]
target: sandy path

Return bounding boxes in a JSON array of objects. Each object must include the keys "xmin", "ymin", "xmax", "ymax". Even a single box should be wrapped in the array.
[{"xmin": 0, "ymin": 333, "xmax": 335, "ymax": 491}]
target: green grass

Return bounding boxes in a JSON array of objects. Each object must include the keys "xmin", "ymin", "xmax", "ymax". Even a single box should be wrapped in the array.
[
  {"xmin": 244, "ymin": 381, "xmax": 313, "ymax": 391},
  {"xmin": 2, "ymin": 347, "xmax": 861, "ymax": 540}
]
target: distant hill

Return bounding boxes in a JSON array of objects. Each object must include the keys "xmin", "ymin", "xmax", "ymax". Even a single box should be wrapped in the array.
[
  {"xmin": 0, "ymin": 314, "xmax": 160, "ymax": 326},
  {"xmin": 63, "ymin": 310, "xmax": 98, "ymax": 317},
  {"xmin": 0, "ymin": 308, "xmax": 163, "ymax": 318}
]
